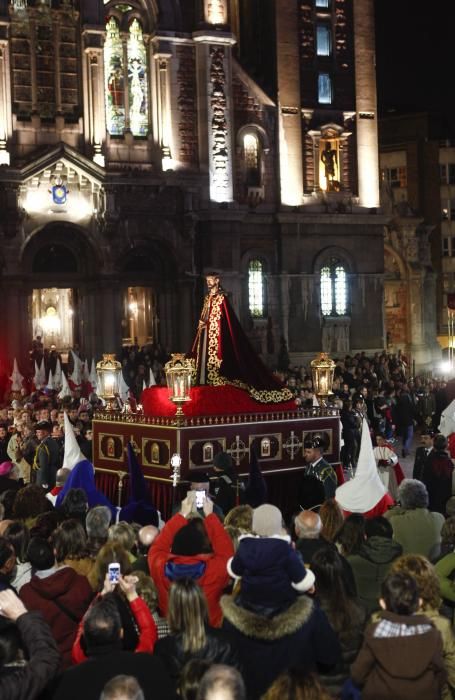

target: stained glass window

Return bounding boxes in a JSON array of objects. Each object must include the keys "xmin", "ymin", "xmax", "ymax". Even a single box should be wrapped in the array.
[
  {"xmin": 318, "ymin": 73, "xmax": 332, "ymax": 104},
  {"xmin": 248, "ymin": 259, "xmax": 265, "ymax": 317},
  {"xmin": 244, "ymin": 133, "xmax": 260, "ymax": 186},
  {"xmin": 127, "ymin": 19, "xmax": 148, "ymax": 136},
  {"xmin": 104, "ymin": 17, "xmax": 125, "ymax": 135},
  {"xmin": 320, "ymin": 260, "xmax": 348, "ymax": 316},
  {"xmin": 316, "ymin": 24, "xmax": 331, "ymax": 56}
]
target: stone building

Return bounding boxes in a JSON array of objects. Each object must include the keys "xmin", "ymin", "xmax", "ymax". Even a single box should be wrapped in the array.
[
  {"xmin": 0, "ymin": 0, "xmax": 386, "ymax": 371},
  {"xmin": 379, "ymin": 112, "xmax": 445, "ymax": 366}
]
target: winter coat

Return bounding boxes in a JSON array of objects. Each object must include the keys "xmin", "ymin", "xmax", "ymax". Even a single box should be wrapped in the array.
[
  {"xmin": 221, "ymin": 594, "xmax": 340, "ymax": 699},
  {"xmin": 229, "ymin": 535, "xmax": 312, "ymax": 609},
  {"xmin": 385, "ymin": 506, "xmax": 444, "ymax": 559},
  {"xmin": 347, "ymin": 536, "xmax": 402, "ymax": 615},
  {"xmin": 0, "ymin": 611, "xmax": 60, "ymax": 700},
  {"xmin": 422, "ymin": 449, "xmax": 454, "ymax": 515},
  {"xmin": 20, "ymin": 567, "xmax": 93, "ymax": 668},
  {"xmin": 154, "ymin": 627, "xmax": 240, "ymax": 683},
  {"xmin": 51, "ymin": 650, "xmax": 175, "ymax": 700},
  {"xmin": 350, "ymin": 611, "xmax": 446, "ymax": 700},
  {"xmin": 318, "ymin": 597, "xmax": 367, "ymax": 696},
  {"xmin": 148, "ymin": 513, "xmax": 234, "ymax": 627}
]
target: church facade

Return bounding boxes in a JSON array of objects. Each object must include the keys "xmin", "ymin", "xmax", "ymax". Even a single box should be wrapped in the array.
[{"xmin": 0, "ymin": 0, "xmax": 389, "ymax": 370}]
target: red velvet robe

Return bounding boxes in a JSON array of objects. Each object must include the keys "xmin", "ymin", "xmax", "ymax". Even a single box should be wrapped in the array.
[{"xmin": 190, "ymin": 290, "xmax": 292, "ymax": 403}]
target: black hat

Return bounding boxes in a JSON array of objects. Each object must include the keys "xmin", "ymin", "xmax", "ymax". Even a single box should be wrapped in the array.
[
  {"xmin": 214, "ymin": 451, "xmax": 234, "ymax": 472},
  {"xmin": 36, "ymin": 420, "xmax": 52, "ymax": 432},
  {"xmin": 303, "ymin": 434, "xmax": 326, "ymax": 451},
  {"xmin": 189, "ymin": 471, "xmax": 210, "ymax": 484}
]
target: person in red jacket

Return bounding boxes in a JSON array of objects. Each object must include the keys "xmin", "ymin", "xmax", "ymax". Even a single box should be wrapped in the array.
[
  {"xmin": 20, "ymin": 537, "xmax": 93, "ymax": 668},
  {"xmin": 148, "ymin": 492, "xmax": 234, "ymax": 627},
  {"xmin": 72, "ymin": 573, "xmax": 157, "ymax": 664}
]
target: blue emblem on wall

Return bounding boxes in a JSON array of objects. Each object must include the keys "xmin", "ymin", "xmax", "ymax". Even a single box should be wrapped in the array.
[{"xmin": 52, "ymin": 184, "xmax": 67, "ymax": 205}]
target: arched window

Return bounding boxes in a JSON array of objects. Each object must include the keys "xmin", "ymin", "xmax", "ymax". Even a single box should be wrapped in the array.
[
  {"xmin": 243, "ymin": 133, "xmax": 261, "ymax": 187},
  {"xmin": 248, "ymin": 259, "xmax": 265, "ymax": 317},
  {"xmin": 320, "ymin": 259, "xmax": 348, "ymax": 316},
  {"xmin": 104, "ymin": 16, "xmax": 149, "ymax": 136}
]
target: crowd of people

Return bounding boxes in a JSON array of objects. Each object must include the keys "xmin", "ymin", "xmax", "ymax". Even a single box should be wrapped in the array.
[{"xmin": 0, "ymin": 346, "xmax": 454, "ymax": 699}]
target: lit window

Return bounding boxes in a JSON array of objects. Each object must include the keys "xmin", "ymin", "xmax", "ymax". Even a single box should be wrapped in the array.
[
  {"xmin": 243, "ymin": 133, "xmax": 261, "ymax": 187},
  {"xmin": 318, "ymin": 73, "xmax": 332, "ymax": 104},
  {"xmin": 315, "ymin": 0, "xmax": 330, "ymax": 7},
  {"xmin": 382, "ymin": 167, "xmax": 407, "ymax": 188},
  {"xmin": 104, "ymin": 16, "xmax": 149, "ymax": 136},
  {"xmin": 316, "ymin": 25, "xmax": 331, "ymax": 56},
  {"xmin": 248, "ymin": 260, "xmax": 265, "ymax": 317},
  {"xmin": 320, "ymin": 259, "xmax": 348, "ymax": 316}
]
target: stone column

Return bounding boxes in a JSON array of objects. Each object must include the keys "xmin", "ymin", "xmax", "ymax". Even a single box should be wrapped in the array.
[
  {"xmin": 194, "ymin": 30, "xmax": 235, "ymax": 203},
  {"xmin": 279, "ymin": 274, "xmax": 290, "ymax": 347},
  {"xmin": 151, "ymin": 44, "xmax": 173, "ymax": 168},
  {"xmin": 0, "ymin": 33, "xmax": 13, "ymax": 164},
  {"xmin": 353, "ymin": 0, "xmax": 380, "ymax": 207},
  {"xmin": 276, "ymin": 1, "xmax": 303, "ymax": 206},
  {"xmin": 82, "ymin": 30, "xmax": 106, "ymax": 166}
]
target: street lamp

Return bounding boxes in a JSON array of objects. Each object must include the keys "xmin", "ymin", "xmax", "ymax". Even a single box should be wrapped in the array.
[
  {"xmin": 164, "ymin": 353, "xmax": 192, "ymax": 420},
  {"xmin": 311, "ymin": 352, "xmax": 335, "ymax": 405},
  {"xmin": 96, "ymin": 353, "xmax": 122, "ymax": 411}
]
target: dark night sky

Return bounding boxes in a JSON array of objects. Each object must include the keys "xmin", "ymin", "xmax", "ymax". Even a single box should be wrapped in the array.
[{"xmin": 374, "ymin": 0, "xmax": 455, "ymax": 116}]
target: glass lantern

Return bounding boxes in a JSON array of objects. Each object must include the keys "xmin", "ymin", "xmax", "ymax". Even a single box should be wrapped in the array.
[
  {"xmin": 164, "ymin": 353, "xmax": 193, "ymax": 419},
  {"xmin": 310, "ymin": 352, "xmax": 335, "ymax": 404},
  {"xmin": 96, "ymin": 354, "xmax": 122, "ymax": 410}
]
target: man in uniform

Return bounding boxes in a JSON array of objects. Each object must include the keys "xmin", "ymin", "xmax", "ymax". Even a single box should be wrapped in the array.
[
  {"xmin": 299, "ymin": 436, "xmax": 338, "ymax": 509},
  {"xmin": 33, "ymin": 420, "xmax": 61, "ymax": 490}
]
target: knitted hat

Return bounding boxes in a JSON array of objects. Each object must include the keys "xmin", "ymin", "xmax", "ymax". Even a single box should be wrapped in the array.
[
  {"xmin": 171, "ymin": 521, "xmax": 207, "ymax": 556},
  {"xmin": 252, "ymin": 504, "xmax": 283, "ymax": 537}
]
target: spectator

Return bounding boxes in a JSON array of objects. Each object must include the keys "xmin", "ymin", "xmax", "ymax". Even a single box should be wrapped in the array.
[
  {"xmin": 0, "ymin": 462, "xmax": 22, "ymax": 497},
  {"xmin": 262, "ymin": 670, "xmax": 332, "ymax": 700},
  {"xmin": 19, "ymin": 537, "xmax": 93, "ymax": 668},
  {"xmin": 131, "ymin": 525, "xmax": 159, "ymax": 574},
  {"xmin": 12, "ymin": 485, "xmax": 53, "ymax": 529},
  {"xmin": 350, "ymin": 572, "xmax": 446, "ymax": 699},
  {"xmin": 108, "ymin": 522, "xmax": 137, "ymax": 563},
  {"xmin": 197, "ymin": 665, "xmax": 246, "ymax": 700},
  {"xmin": 0, "ymin": 588, "xmax": 60, "ymax": 700},
  {"xmin": 228, "ymin": 504, "xmax": 315, "ymax": 612},
  {"xmin": 52, "ymin": 594, "xmax": 174, "ymax": 700},
  {"xmin": 100, "ymin": 675, "xmax": 144, "ymax": 700},
  {"xmin": 347, "ymin": 516, "xmax": 402, "ymax": 615},
  {"xmin": 59, "ymin": 488, "xmax": 88, "ymax": 526},
  {"xmin": 179, "ymin": 659, "xmax": 212, "ymax": 700},
  {"xmin": 385, "ymin": 479, "xmax": 444, "ymax": 558},
  {"xmin": 88, "ymin": 541, "xmax": 131, "ymax": 592},
  {"xmin": 85, "ymin": 505, "xmax": 111, "ymax": 558},
  {"xmin": 390, "ymin": 554, "xmax": 455, "ymax": 700},
  {"xmin": 148, "ymin": 492, "xmax": 233, "ymax": 627},
  {"xmin": 223, "ymin": 505, "xmax": 253, "ymax": 533},
  {"xmin": 422, "ymin": 434, "xmax": 454, "ymax": 515},
  {"xmin": 319, "ymin": 498, "xmax": 344, "ymax": 543},
  {"xmin": 0, "ymin": 537, "xmax": 16, "ymax": 592},
  {"xmin": 72, "ymin": 573, "xmax": 157, "ymax": 664},
  {"xmin": 154, "ymin": 578, "xmax": 238, "ymax": 683},
  {"xmin": 336, "ymin": 514, "xmax": 366, "ymax": 558},
  {"xmin": 212, "ymin": 452, "xmax": 243, "ymax": 516},
  {"xmin": 294, "ymin": 510, "xmax": 326, "ymax": 565},
  {"xmin": 311, "ymin": 547, "xmax": 366, "ymax": 695},
  {"xmin": 4, "ymin": 522, "xmax": 31, "ymax": 592},
  {"xmin": 52, "ymin": 519, "xmax": 93, "ymax": 578},
  {"xmin": 413, "ymin": 430, "xmax": 434, "ymax": 481},
  {"xmin": 131, "ymin": 570, "xmax": 169, "ymax": 638}
]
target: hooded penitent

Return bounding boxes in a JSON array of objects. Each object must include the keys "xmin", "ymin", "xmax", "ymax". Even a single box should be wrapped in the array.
[
  {"xmin": 119, "ymin": 442, "xmax": 159, "ymax": 526},
  {"xmin": 55, "ymin": 458, "xmax": 116, "ymax": 518}
]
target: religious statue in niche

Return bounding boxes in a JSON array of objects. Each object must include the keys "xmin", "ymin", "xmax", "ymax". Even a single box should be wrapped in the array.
[
  {"xmin": 151, "ymin": 442, "xmax": 160, "ymax": 464},
  {"xmin": 320, "ymin": 140, "xmax": 340, "ymax": 192},
  {"xmin": 203, "ymin": 442, "xmax": 214, "ymax": 463},
  {"xmin": 108, "ymin": 61, "xmax": 124, "ymax": 113}
]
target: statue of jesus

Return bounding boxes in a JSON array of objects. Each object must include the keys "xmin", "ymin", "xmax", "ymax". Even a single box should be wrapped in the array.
[{"xmin": 189, "ymin": 273, "xmax": 293, "ymax": 404}]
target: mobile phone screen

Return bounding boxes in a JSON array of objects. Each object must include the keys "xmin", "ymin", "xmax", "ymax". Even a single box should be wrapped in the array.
[
  {"xmin": 195, "ymin": 490, "xmax": 206, "ymax": 509},
  {"xmin": 108, "ymin": 562, "xmax": 121, "ymax": 584}
]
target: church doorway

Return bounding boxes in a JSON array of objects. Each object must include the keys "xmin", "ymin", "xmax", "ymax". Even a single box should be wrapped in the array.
[
  {"xmin": 30, "ymin": 288, "xmax": 75, "ymax": 353},
  {"xmin": 122, "ymin": 286, "xmax": 158, "ymax": 347}
]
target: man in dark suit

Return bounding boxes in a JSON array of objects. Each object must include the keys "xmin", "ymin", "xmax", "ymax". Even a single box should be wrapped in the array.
[
  {"xmin": 413, "ymin": 430, "xmax": 434, "ymax": 481},
  {"xmin": 299, "ymin": 436, "xmax": 338, "ymax": 509},
  {"xmin": 33, "ymin": 421, "xmax": 61, "ymax": 490}
]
